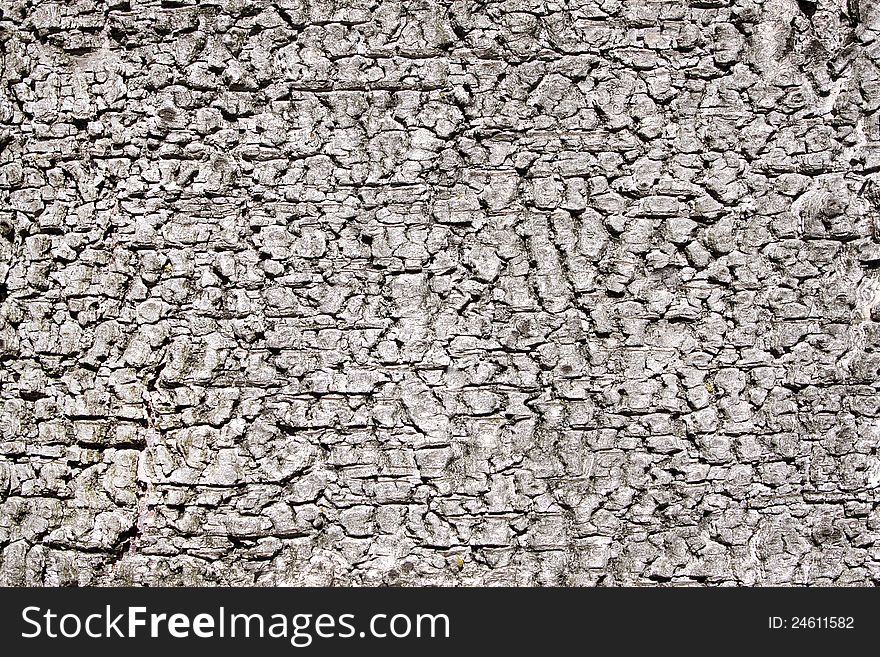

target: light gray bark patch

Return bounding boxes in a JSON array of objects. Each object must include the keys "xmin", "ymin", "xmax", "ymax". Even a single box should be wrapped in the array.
[{"xmin": 0, "ymin": 0, "xmax": 879, "ymax": 586}]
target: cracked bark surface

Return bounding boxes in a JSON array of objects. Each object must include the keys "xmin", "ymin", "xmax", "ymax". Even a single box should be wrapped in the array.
[{"xmin": 2, "ymin": 0, "xmax": 880, "ymax": 586}]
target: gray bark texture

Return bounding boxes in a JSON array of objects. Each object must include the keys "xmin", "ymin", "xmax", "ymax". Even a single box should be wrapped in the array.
[{"xmin": 2, "ymin": 0, "xmax": 880, "ymax": 586}]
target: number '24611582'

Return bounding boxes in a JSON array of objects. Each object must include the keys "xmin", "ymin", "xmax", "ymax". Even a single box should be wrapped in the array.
[{"xmin": 768, "ymin": 617, "xmax": 854, "ymax": 629}]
